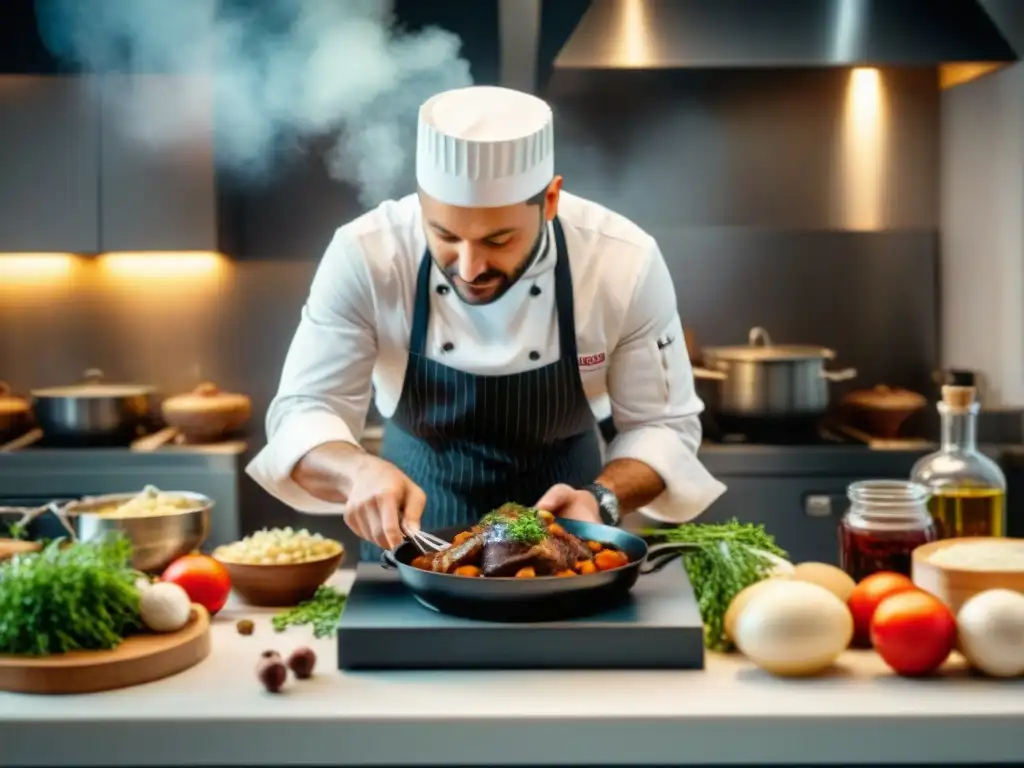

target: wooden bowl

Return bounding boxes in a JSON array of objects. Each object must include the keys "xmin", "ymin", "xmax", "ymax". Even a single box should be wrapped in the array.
[
  {"xmin": 214, "ymin": 550, "xmax": 344, "ymax": 607},
  {"xmin": 912, "ymin": 537, "xmax": 1024, "ymax": 614}
]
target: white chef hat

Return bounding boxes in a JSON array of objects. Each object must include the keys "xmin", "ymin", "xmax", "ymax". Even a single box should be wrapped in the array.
[{"xmin": 416, "ymin": 86, "xmax": 554, "ymax": 208}]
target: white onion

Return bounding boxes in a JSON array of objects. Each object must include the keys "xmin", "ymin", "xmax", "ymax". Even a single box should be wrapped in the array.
[
  {"xmin": 957, "ymin": 589, "xmax": 1024, "ymax": 678},
  {"xmin": 734, "ymin": 580, "xmax": 853, "ymax": 677}
]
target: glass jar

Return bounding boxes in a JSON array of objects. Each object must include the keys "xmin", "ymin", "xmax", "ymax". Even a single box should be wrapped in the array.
[
  {"xmin": 911, "ymin": 386, "xmax": 1007, "ymax": 539},
  {"xmin": 839, "ymin": 480, "xmax": 937, "ymax": 582}
]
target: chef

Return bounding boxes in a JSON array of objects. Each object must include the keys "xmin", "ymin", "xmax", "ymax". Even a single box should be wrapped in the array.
[{"xmin": 248, "ymin": 85, "xmax": 726, "ymax": 561}]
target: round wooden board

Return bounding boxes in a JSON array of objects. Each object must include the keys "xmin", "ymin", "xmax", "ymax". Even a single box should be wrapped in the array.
[
  {"xmin": 0, "ymin": 538, "xmax": 41, "ymax": 561},
  {"xmin": 0, "ymin": 605, "xmax": 211, "ymax": 695}
]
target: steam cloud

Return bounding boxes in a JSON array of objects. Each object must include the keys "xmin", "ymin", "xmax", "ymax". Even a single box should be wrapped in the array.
[{"xmin": 35, "ymin": 0, "xmax": 473, "ymax": 206}]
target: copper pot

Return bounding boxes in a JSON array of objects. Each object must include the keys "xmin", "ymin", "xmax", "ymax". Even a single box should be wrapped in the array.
[
  {"xmin": 161, "ymin": 382, "xmax": 251, "ymax": 443},
  {"xmin": 840, "ymin": 385, "xmax": 927, "ymax": 438},
  {"xmin": 0, "ymin": 382, "xmax": 34, "ymax": 444}
]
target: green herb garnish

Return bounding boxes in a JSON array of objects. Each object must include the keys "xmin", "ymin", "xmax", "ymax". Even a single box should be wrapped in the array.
[
  {"xmin": 271, "ymin": 585, "xmax": 347, "ymax": 638},
  {"xmin": 480, "ymin": 503, "xmax": 547, "ymax": 545},
  {"xmin": 6, "ymin": 521, "xmax": 27, "ymax": 540},
  {"xmin": 0, "ymin": 534, "xmax": 143, "ymax": 656},
  {"xmin": 644, "ymin": 520, "xmax": 787, "ymax": 652}
]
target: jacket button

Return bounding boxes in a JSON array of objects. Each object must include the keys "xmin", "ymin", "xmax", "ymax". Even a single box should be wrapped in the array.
[
  {"xmin": 529, "ymin": 285, "xmax": 542, "ymax": 296},
  {"xmin": 529, "ymin": 350, "xmax": 540, "ymax": 361},
  {"xmin": 442, "ymin": 342, "xmax": 455, "ymax": 353},
  {"xmin": 436, "ymin": 284, "xmax": 450, "ymax": 295}
]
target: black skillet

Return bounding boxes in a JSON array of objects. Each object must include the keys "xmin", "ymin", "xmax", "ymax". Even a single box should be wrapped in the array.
[{"xmin": 380, "ymin": 518, "xmax": 699, "ymax": 622}]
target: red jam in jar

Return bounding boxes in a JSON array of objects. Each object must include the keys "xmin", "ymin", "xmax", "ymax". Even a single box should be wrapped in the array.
[{"xmin": 839, "ymin": 480, "xmax": 937, "ymax": 583}]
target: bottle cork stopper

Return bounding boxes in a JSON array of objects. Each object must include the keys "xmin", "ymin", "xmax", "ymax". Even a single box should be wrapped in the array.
[{"xmin": 941, "ymin": 385, "xmax": 976, "ymax": 411}]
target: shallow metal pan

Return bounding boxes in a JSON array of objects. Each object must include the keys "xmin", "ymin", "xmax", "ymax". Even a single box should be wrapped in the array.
[{"xmin": 381, "ymin": 518, "xmax": 698, "ymax": 622}]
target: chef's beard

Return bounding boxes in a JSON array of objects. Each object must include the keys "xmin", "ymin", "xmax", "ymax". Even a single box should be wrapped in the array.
[{"xmin": 437, "ymin": 214, "xmax": 548, "ymax": 306}]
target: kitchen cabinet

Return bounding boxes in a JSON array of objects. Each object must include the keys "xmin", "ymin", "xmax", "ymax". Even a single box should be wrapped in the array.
[
  {"xmin": 0, "ymin": 76, "xmax": 101, "ymax": 253},
  {"xmin": 0, "ymin": 74, "xmax": 218, "ymax": 255},
  {"xmin": 99, "ymin": 74, "xmax": 217, "ymax": 253}
]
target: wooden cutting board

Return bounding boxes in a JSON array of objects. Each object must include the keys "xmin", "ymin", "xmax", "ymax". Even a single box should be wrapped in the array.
[
  {"xmin": 0, "ymin": 605, "xmax": 211, "ymax": 694},
  {"xmin": 0, "ymin": 539, "xmax": 41, "ymax": 561}
]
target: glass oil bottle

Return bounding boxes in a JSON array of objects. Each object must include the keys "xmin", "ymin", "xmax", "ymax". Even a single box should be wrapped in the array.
[{"xmin": 910, "ymin": 385, "xmax": 1007, "ymax": 538}]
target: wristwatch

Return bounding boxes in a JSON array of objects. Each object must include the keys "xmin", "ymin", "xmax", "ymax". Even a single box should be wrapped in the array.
[{"xmin": 582, "ymin": 483, "xmax": 621, "ymax": 527}]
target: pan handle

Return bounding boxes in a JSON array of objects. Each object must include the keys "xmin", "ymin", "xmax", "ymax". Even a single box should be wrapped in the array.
[
  {"xmin": 692, "ymin": 366, "xmax": 727, "ymax": 381},
  {"xmin": 380, "ymin": 549, "xmax": 399, "ymax": 570},
  {"xmin": 821, "ymin": 367, "xmax": 857, "ymax": 383},
  {"xmin": 639, "ymin": 541, "xmax": 701, "ymax": 575}
]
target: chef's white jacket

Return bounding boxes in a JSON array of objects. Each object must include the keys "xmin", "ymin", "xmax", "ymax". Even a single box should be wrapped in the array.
[{"xmin": 247, "ymin": 191, "xmax": 726, "ymax": 523}]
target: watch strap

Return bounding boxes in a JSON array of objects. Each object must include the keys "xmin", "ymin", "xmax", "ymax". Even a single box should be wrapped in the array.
[{"xmin": 582, "ymin": 482, "xmax": 621, "ymax": 527}]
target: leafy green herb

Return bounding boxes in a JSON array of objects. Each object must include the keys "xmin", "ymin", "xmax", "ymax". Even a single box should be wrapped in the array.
[
  {"xmin": 644, "ymin": 520, "xmax": 787, "ymax": 652},
  {"xmin": 6, "ymin": 521, "xmax": 27, "ymax": 540},
  {"xmin": 271, "ymin": 585, "xmax": 347, "ymax": 638},
  {"xmin": 0, "ymin": 534, "xmax": 143, "ymax": 656},
  {"xmin": 480, "ymin": 503, "xmax": 548, "ymax": 545}
]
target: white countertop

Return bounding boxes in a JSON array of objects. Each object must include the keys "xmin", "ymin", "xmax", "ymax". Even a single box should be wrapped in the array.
[{"xmin": 2, "ymin": 569, "xmax": 1023, "ymax": 767}]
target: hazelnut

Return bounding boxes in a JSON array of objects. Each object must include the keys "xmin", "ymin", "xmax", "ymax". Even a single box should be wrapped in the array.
[
  {"xmin": 236, "ymin": 619, "xmax": 255, "ymax": 636},
  {"xmin": 256, "ymin": 658, "xmax": 287, "ymax": 693},
  {"xmin": 287, "ymin": 646, "xmax": 317, "ymax": 680}
]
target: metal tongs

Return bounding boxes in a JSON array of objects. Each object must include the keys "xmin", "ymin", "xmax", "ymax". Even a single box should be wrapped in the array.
[{"xmin": 400, "ymin": 522, "xmax": 451, "ymax": 554}]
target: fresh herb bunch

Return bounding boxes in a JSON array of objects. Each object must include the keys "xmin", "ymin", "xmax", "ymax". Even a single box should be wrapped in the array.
[
  {"xmin": 645, "ymin": 520, "xmax": 787, "ymax": 652},
  {"xmin": 272, "ymin": 585, "xmax": 347, "ymax": 638},
  {"xmin": 0, "ymin": 534, "xmax": 142, "ymax": 656},
  {"xmin": 480, "ymin": 504, "xmax": 547, "ymax": 545}
]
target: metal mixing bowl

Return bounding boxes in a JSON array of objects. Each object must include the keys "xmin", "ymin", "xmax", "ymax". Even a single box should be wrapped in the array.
[{"xmin": 59, "ymin": 491, "xmax": 213, "ymax": 573}]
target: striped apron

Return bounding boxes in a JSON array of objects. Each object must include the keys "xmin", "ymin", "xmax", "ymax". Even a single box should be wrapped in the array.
[{"xmin": 359, "ymin": 216, "xmax": 602, "ymax": 561}]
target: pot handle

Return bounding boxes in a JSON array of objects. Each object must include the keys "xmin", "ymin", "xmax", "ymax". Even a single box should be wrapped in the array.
[
  {"xmin": 692, "ymin": 366, "xmax": 727, "ymax": 381},
  {"xmin": 821, "ymin": 367, "xmax": 857, "ymax": 383},
  {"xmin": 639, "ymin": 541, "xmax": 701, "ymax": 575},
  {"xmin": 380, "ymin": 549, "xmax": 399, "ymax": 570},
  {"xmin": 748, "ymin": 327, "xmax": 773, "ymax": 347}
]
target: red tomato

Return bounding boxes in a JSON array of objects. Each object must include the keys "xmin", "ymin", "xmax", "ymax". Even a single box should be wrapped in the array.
[
  {"xmin": 161, "ymin": 554, "xmax": 232, "ymax": 615},
  {"xmin": 870, "ymin": 590, "xmax": 956, "ymax": 677},
  {"xmin": 847, "ymin": 572, "xmax": 917, "ymax": 646}
]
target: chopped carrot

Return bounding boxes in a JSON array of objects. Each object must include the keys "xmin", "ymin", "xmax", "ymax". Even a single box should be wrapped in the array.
[
  {"xmin": 594, "ymin": 549, "xmax": 629, "ymax": 571},
  {"xmin": 453, "ymin": 565, "xmax": 482, "ymax": 577},
  {"xmin": 576, "ymin": 560, "xmax": 598, "ymax": 575},
  {"xmin": 586, "ymin": 540, "xmax": 603, "ymax": 553},
  {"xmin": 555, "ymin": 569, "xmax": 577, "ymax": 577},
  {"xmin": 515, "ymin": 567, "xmax": 536, "ymax": 578}
]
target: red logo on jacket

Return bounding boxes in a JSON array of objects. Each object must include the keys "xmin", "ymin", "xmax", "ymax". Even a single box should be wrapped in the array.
[{"xmin": 578, "ymin": 352, "xmax": 606, "ymax": 368}]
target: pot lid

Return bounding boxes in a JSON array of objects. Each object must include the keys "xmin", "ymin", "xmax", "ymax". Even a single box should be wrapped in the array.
[
  {"xmin": 0, "ymin": 382, "xmax": 31, "ymax": 416},
  {"xmin": 162, "ymin": 382, "xmax": 251, "ymax": 414},
  {"xmin": 843, "ymin": 385, "xmax": 927, "ymax": 410},
  {"xmin": 30, "ymin": 368, "xmax": 156, "ymax": 399},
  {"xmin": 703, "ymin": 327, "xmax": 836, "ymax": 362}
]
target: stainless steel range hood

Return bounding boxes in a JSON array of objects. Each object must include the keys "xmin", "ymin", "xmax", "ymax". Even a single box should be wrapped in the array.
[{"xmin": 552, "ymin": 0, "xmax": 1017, "ymax": 84}]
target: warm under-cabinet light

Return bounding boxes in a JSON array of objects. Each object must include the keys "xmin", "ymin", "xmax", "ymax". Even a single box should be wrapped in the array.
[
  {"xmin": 97, "ymin": 251, "xmax": 229, "ymax": 282},
  {"xmin": 0, "ymin": 253, "xmax": 80, "ymax": 285}
]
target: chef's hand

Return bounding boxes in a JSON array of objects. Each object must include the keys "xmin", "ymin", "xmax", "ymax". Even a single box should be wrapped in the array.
[
  {"xmin": 535, "ymin": 484, "xmax": 601, "ymax": 524},
  {"xmin": 344, "ymin": 455, "xmax": 427, "ymax": 550}
]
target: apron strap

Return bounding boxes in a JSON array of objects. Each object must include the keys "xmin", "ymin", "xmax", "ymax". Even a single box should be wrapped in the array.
[
  {"xmin": 409, "ymin": 216, "xmax": 576, "ymax": 360},
  {"xmin": 550, "ymin": 216, "xmax": 578, "ymax": 361}
]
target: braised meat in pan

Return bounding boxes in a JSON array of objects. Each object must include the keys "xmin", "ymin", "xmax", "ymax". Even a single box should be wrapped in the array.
[{"xmin": 410, "ymin": 504, "xmax": 630, "ymax": 578}]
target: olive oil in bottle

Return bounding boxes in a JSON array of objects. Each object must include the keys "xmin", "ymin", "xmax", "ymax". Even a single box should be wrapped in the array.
[
  {"xmin": 911, "ymin": 386, "xmax": 1007, "ymax": 539},
  {"xmin": 926, "ymin": 487, "xmax": 1006, "ymax": 539}
]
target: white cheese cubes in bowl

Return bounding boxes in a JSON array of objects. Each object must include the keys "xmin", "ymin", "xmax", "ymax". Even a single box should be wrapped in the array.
[{"xmin": 213, "ymin": 528, "xmax": 344, "ymax": 608}]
